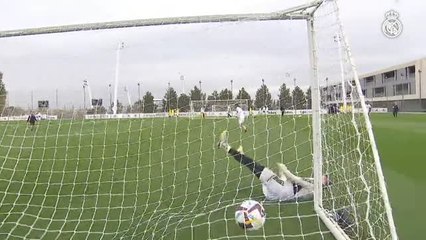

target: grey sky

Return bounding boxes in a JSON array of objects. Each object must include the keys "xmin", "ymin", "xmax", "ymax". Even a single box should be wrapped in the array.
[{"xmin": 0, "ymin": 0, "xmax": 425, "ymax": 109}]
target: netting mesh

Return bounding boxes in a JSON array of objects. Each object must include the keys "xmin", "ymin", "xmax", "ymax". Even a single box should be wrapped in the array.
[
  {"xmin": 0, "ymin": 112, "xmax": 329, "ymax": 239},
  {"xmin": 315, "ymin": 1, "xmax": 394, "ymax": 239},
  {"xmin": 0, "ymin": 1, "xmax": 396, "ymax": 239}
]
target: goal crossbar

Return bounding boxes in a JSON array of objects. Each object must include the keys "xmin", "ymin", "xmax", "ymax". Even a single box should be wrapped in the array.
[{"xmin": 0, "ymin": 0, "xmax": 323, "ymax": 38}]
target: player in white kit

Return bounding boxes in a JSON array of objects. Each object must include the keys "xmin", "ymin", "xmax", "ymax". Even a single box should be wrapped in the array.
[
  {"xmin": 235, "ymin": 104, "xmax": 247, "ymax": 132},
  {"xmin": 217, "ymin": 130, "xmax": 330, "ymax": 202}
]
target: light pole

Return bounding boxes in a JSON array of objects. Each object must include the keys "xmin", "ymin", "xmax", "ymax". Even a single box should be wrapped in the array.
[
  {"xmin": 293, "ymin": 78, "xmax": 297, "ymax": 109},
  {"xmin": 419, "ymin": 69, "xmax": 422, "ymax": 103},
  {"xmin": 230, "ymin": 79, "xmax": 233, "ymax": 99},
  {"xmin": 180, "ymin": 75, "xmax": 185, "ymax": 94},
  {"xmin": 83, "ymin": 84, "xmax": 86, "ymax": 109},
  {"xmin": 325, "ymin": 77, "xmax": 329, "ymax": 101},
  {"xmin": 137, "ymin": 83, "xmax": 141, "ymax": 102},
  {"xmin": 108, "ymin": 84, "xmax": 112, "ymax": 112},
  {"xmin": 112, "ymin": 42, "xmax": 125, "ymax": 114},
  {"xmin": 262, "ymin": 78, "xmax": 265, "ymax": 107},
  {"xmin": 168, "ymin": 82, "xmax": 171, "ymax": 111}
]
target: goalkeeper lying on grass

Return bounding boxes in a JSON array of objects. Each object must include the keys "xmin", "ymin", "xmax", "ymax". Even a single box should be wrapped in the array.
[{"xmin": 217, "ymin": 130, "xmax": 331, "ymax": 202}]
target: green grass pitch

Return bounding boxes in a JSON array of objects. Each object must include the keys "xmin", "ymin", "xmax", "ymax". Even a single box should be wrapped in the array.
[{"xmin": 0, "ymin": 113, "xmax": 423, "ymax": 239}]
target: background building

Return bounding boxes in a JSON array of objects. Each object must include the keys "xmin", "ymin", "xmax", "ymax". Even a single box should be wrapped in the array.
[{"xmin": 360, "ymin": 57, "xmax": 426, "ymax": 112}]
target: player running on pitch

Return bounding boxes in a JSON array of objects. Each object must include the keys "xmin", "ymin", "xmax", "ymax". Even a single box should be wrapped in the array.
[
  {"xmin": 235, "ymin": 104, "xmax": 247, "ymax": 132},
  {"xmin": 217, "ymin": 130, "xmax": 330, "ymax": 202},
  {"xmin": 27, "ymin": 112, "xmax": 37, "ymax": 131}
]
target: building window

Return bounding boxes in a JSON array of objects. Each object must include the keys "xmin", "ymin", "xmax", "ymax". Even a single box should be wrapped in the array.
[
  {"xmin": 407, "ymin": 65, "xmax": 416, "ymax": 79},
  {"xmin": 362, "ymin": 89, "xmax": 367, "ymax": 97},
  {"xmin": 383, "ymin": 71, "xmax": 395, "ymax": 79},
  {"xmin": 365, "ymin": 76, "xmax": 374, "ymax": 84},
  {"xmin": 373, "ymin": 87, "xmax": 386, "ymax": 97},
  {"xmin": 394, "ymin": 83, "xmax": 410, "ymax": 96}
]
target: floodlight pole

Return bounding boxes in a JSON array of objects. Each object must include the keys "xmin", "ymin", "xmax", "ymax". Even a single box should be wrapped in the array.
[
  {"xmin": 325, "ymin": 77, "xmax": 329, "ymax": 102},
  {"xmin": 262, "ymin": 79, "xmax": 265, "ymax": 107},
  {"xmin": 112, "ymin": 42, "xmax": 124, "ymax": 114},
  {"xmin": 138, "ymin": 82, "xmax": 141, "ymax": 101},
  {"xmin": 293, "ymin": 78, "xmax": 297, "ymax": 109},
  {"xmin": 84, "ymin": 79, "xmax": 94, "ymax": 109},
  {"xmin": 125, "ymin": 86, "xmax": 132, "ymax": 107},
  {"xmin": 180, "ymin": 75, "xmax": 185, "ymax": 94},
  {"xmin": 168, "ymin": 82, "xmax": 171, "ymax": 111},
  {"xmin": 83, "ymin": 85, "xmax": 86, "ymax": 109},
  {"xmin": 419, "ymin": 69, "xmax": 422, "ymax": 102},
  {"xmin": 108, "ymin": 84, "xmax": 112, "ymax": 112},
  {"xmin": 230, "ymin": 80, "xmax": 233, "ymax": 99}
]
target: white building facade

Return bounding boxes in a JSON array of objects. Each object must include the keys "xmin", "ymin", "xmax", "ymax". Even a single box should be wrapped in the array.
[{"xmin": 359, "ymin": 58, "xmax": 426, "ymax": 111}]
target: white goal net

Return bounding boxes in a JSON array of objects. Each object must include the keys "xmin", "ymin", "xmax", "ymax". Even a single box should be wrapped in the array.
[
  {"xmin": 0, "ymin": 0, "xmax": 397, "ymax": 239},
  {"xmin": 313, "ymin": 2, "xmax": 397, "ymax": 239}
]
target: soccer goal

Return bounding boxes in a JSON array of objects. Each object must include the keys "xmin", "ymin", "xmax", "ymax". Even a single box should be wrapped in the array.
[
  {"xmin": 0, "ymin": 0, "xmax": 397, "ymax": 239},
  {"xmin": 190, "ymin": 99, "xmax": 249, "ymax": 116}
]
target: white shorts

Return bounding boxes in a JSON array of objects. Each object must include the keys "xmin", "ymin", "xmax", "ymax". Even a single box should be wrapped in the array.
[
  {"xmin": 259, "ymin": 168, "xmax": 292, "ymax": 201},
  {"xmin": 238, "ymin": 115, "xmax": 245, "ymax": 125},
  {"xmin": 259, "ymin": 168, "xmax": 275, "ymax": 184}
]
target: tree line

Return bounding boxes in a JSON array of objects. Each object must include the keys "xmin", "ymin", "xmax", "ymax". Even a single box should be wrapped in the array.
[
  {"xmin": 130, "ymin": 83, "xmax": 312, "ymax": 113},
  {"xmin": 0, "ymin": 72, "xmax": 313, "ymax": 114}
]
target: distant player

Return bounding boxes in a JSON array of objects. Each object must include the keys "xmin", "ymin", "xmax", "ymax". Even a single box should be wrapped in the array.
[
  {"xmin": 235, "ymin": 104, "xmax": 247, "ymax": 132},
  {"xmin": 392, "ymin": 103, "xmax": 399, "ymax": 118},
  {"xmin": 200, "ymin": 106, "xmax": 206, "ymax": 119},
  {"xmin": 217, "ymin": 130, "xmax": 331, "ymax": 202},
  {"xmin": 27, "ymin": 112, "xmax": 37, "ymax": 131},
  {"xmin": 365, "ymin": 102, "xmax": 372, "ymax": 116}
]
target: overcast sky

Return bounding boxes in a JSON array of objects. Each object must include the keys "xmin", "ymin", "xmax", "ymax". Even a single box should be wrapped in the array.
[{"xmin": 0, "ymin": 0, "xmax": 425, "ymax": 109}]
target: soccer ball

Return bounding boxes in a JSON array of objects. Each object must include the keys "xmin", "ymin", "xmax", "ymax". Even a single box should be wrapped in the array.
[{"xmin": 235, "ymin": 200, "xmax": 266, "ymax": 230}]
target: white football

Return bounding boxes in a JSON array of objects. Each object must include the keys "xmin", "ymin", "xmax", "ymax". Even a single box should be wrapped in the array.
[{"xmin": 235, "ymin": 200, "xmax": 266, "ymax": 230}]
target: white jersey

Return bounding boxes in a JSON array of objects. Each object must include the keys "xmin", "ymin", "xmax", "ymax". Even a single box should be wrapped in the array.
[
  {"xmin": 259, "ymin": 168, "xmax": 313, "ymax": 202},
  {"xmin": 236, "ymin": 106, "xmax": 245, "ymax": 118},
  {"xmin": 366, "ymin": 103, "xmax": 372, "ymax": 111}
]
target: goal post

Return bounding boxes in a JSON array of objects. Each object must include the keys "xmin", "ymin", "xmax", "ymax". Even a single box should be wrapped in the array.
[
  {"xmin": 0, "ymin": 0, "xmax": 398, "ymax": 239},
  {"xmin": 310, "ymin": 1, "xmax": 398, "ymax": 239}
]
